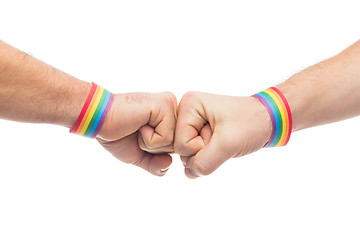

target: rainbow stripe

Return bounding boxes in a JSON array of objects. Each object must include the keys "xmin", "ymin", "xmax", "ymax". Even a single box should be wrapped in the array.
[
  {"xmin": 253, "ymin": 87, "xmax": 292, "ymax": 147},
  {"xmin": 70, "ymin": 83, "xmax": 114, "ymax": 138}
]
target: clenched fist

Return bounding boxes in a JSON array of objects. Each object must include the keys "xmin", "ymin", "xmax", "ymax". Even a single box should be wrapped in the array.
[
  {"xmin": 97, "ymin": 92, "xmax": 177, "ymax": 176},
  {"xmin": 174, "ymin": 92, "xmax": 272, "ymax": 179}
]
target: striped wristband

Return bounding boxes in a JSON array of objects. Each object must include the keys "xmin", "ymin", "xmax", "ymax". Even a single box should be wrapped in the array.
[
  {"xmin": 70, "ymin": 82, "xmax": 114, "ymax": 138},
  {"xmin": 252, "ymin": 87, "xmax": 292, "ymax": 147}
]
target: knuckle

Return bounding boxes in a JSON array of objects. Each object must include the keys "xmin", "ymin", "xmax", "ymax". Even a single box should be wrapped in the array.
[
  {"xmin": 192, "ymin": 159, "xmax": 211, "ymax": 176},
  {"xmin": 160, "ymin": 93, "xmax": 171, "ymax": 103},
  {"xmin": 158, "ymin": 93, "xmax": 176, "ymax": 110},
  {"xmin": 179, "ymin": 92, "xmax": 204, "ymax": 112},
  {"xmin": 182, "ymin": 91, "xmax": 199, "ymax": 102},
  {"xmin": 174, "ymin": 140, "xmax": 188, "ymax": 155},
  {"xmin": 138, "ymin": 134, "xmax": 152, "ymax": 150},
  {"xmin": 163, "ymin": 134, "xmax": 174, "ymax": 146},
  {"xmin": 139, "ymin": 141, "xmax": 150, "ymax": 151},
  {"xmin": 144, "ymin": 140, "xmax": 157, "ymax": 150},
  {"xmin": 173, "ymin": 141, "xmax": 184, "ymax": 154},
  {"xmin": 132, "ymin": 158, "xmax": 143, "ymax": 167},
  {"xmin": 174, "ymin": 137, "xmax": 203, "ymax": 157},
  {"xmin": 142, "ymin": 133, "xmax": 173, "ymax": 149}
]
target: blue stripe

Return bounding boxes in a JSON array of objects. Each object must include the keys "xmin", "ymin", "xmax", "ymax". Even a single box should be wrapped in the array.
[{"xmin": 87, "ymin": 90, "xmax": 111, "ymax": 137}]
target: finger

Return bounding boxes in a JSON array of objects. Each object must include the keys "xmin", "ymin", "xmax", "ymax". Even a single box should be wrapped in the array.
[
  {"xmin": 200, "ymin": 123, "xmax": 212, "ymax": 145},
  {"xmin": 174, "ymin": 93, "xmax": 208, "ymax": 156},
  {"xmin": 138, "ymin": 132, "xmax": 174, "ymax": 153},
  {"xmin": 178, "ymin": 124, "xmax": 211, "ymax": 169},
  {"xmin": 97, "ymin": 133, "xmax": 172, "ymax": 176},
  {"xmin": 139, "ymin": 124, "xmax": 174, "ymax": 149},
  {"xmin": 139, "ymin": 92, "xmax": 177, "ymax": 149},
  {"xmin": 164, "ymin": 91, "xmax": 178, "ymax": 115},
  {"xmin": 185, "ymin": 132, "xmax": 233, "ymax": 179},
  {"xmin": 180, "ymin": 124, "xmax": 212, "ymax": 178},
  {"xmin": 185, "ymin": 167, "xmax": 199, "ymax": 179},
  {"xmin": 135, "ymin": 153, "xmax": 173, "ymax": 176},
  {"xmin": 180, "ymin": 156, "xmax": 189, "ymax": 166}
]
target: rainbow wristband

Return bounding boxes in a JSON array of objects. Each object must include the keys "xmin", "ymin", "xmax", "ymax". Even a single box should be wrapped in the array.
[
  {"xmin": 253, "ymin": 87, "xmax": 292, "ymax": 147},
  {"xmin": 70, "ymin": 82, "xmax": 114, "ymax": 138}
]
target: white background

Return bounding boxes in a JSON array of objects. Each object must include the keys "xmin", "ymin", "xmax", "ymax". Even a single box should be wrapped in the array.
[{"xmin": 1, "ymin": 0, "xmax": 360, "ymax": 239}]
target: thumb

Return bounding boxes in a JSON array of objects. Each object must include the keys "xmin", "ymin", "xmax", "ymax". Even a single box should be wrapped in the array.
[{"xmin": 185, "ymin": 131, "xmax": 233, "ymax": 179}]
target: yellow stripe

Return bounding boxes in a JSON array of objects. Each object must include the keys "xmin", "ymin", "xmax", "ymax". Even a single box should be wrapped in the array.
[
  {"xmin": 266, "ymin": 88, "xmax": 289, "ymax": 146},
  {"xmin": 76, "ymin": 86, "xmax": 100, "ymax": 134},
  {"xmin": 79, "ymin": 87, "xmax": 104, "ymax": 135},
  {"xmin": 264, "ymin": 89, "xmax": 288, "ymax": 145},
  {"xmin": 267, "ymin": 88, "xmax": 290, "ymax": 146}
]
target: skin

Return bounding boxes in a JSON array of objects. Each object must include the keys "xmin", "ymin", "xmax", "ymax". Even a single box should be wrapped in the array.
[
  {"xmin": 0, "ymin": 40, "xmax": 176, "ymax": 176},
  {"xmin": 2, "ymin": 39, "xmax": 360, "ymax": 179},
  {"xmin": 174, "ymin": 40, "xmax": 360, "ymax": 179},
  {"xmin": 174, "ymin": 93, "xmax": 272, "ymax": 178}
]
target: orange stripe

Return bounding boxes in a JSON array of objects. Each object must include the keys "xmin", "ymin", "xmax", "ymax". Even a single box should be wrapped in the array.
[
  {"xmin": 79, "ymin": 87, "xmax": 104, "ymax": 135},
  {"xmin": 267, "ymin": 88, "xmax": 289, "ymax": 146},
  {"xmin": 76, "ymin": 85, "xmax": 100, "ymax": 134}
]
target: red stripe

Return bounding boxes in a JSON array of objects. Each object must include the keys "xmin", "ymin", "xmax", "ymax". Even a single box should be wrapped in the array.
[
  {"xmin": 70, "ymin": 82, "xmax": 98, "ymax": 133},
  {"xmin": 270, "ymin": 87, "xmax": 292, "ymax": 146}
]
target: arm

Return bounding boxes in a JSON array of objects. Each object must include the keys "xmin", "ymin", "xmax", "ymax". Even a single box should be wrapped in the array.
[
  {"xmin": 0, "ymin": 40, "xmax": 90, "ymax": 127},
  {"xmin": 278, "ymin": 40, "xmax": 360, "ymax": 131},
  {"xmin": 174, "ymin": 40, "xmax": 360, "ymax": 179},
  {"xmin": 0, "ymin": 40, "xmax": 177, "ymax": 176}
]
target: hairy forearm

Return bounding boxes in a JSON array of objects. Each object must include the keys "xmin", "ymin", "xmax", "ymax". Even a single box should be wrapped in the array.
[
  {"xmin": 0, "ymin": 40, "xmax": 91, "ymax": 128},
  {"xmin": 277, "ymin": 40, "xmax": 360, "ymax": 131}
]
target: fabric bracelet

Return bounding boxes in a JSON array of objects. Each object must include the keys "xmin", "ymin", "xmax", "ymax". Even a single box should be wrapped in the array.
[
  {"xmin": 252, "ymin": 87, "xmax": 292, "ymax": 147},
  {"xmin": 70, "ymin": 82, "xmax": 114, "ymax": 138}
]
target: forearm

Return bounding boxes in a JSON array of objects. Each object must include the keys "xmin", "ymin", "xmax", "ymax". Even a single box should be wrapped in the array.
[
  {"xmin": 277, "ymin": 40, "xmax": 360, "ymax": 131},
  {"xmin": 0, "ymin": 40, "xmax": 91, "ymax": 128}
]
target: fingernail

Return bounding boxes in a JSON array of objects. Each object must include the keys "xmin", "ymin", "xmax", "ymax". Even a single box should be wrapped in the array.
[{"xmin": 160, "ymin": 167, "xmax": 169, "ymax": 172}]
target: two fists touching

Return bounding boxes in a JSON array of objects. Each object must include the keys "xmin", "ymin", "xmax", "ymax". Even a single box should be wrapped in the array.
[{"xmin": 97, "ymin": 92, "xmax": 272, "ymax": 179}]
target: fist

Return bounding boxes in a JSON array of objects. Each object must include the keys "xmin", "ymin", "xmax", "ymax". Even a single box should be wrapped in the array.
[
  {"xmin": 174, "ymin": 92, "xmax": 272, "ymax": 179},
  {"xmin": 97, "ymin": 92, "xmax": 177, "ymax": 176}
]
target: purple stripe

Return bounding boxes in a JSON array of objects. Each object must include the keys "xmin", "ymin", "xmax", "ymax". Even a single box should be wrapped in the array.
[
  {"xmin": 253, "ymin": 94, "xmax": 276, "ymax": 147},
  {"xmin": 91, "ymin": 93, "xmax": 114, "ymax": 138}
]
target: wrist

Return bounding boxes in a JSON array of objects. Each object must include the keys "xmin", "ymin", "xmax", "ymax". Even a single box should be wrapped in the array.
[
  {"xmin": 248, "ymin": 96, "xmax": 273, "ymax": 147},
  {"xmin": 276, "ymin": 75, "xmax": 310, "ymax": 132},
  {"xmin": 97, "ymin": 93, "xmax": 151, "ymax": 141},
  {"xmin": 54, "ymin": 79, "xmax": 92, "ymax": 129},
  {"xmin": 252, "ymin": 86, "xmax": 293, "ymax": 147},
  {"xmin": 69, "ymin": 82, "xmax": 114, "ymax": 138}
]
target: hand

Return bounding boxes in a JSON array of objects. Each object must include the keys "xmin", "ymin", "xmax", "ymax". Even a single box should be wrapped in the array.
[
  {"xmin": 174, "ymin": 92, "xmax": 272, "ymax": 179},
  {"xmin": 97, "ymin": 92, "xmax": 177, "ymax": 176}
]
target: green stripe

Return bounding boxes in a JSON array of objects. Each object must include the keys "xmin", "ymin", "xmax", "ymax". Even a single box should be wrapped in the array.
[
  {"xmin": 261, "ymin": 91, "xmax": 283, "ymax": 146},
  {"xmin": 84, "ymin": 89, "xmax": 108, "ymax": 136}
]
